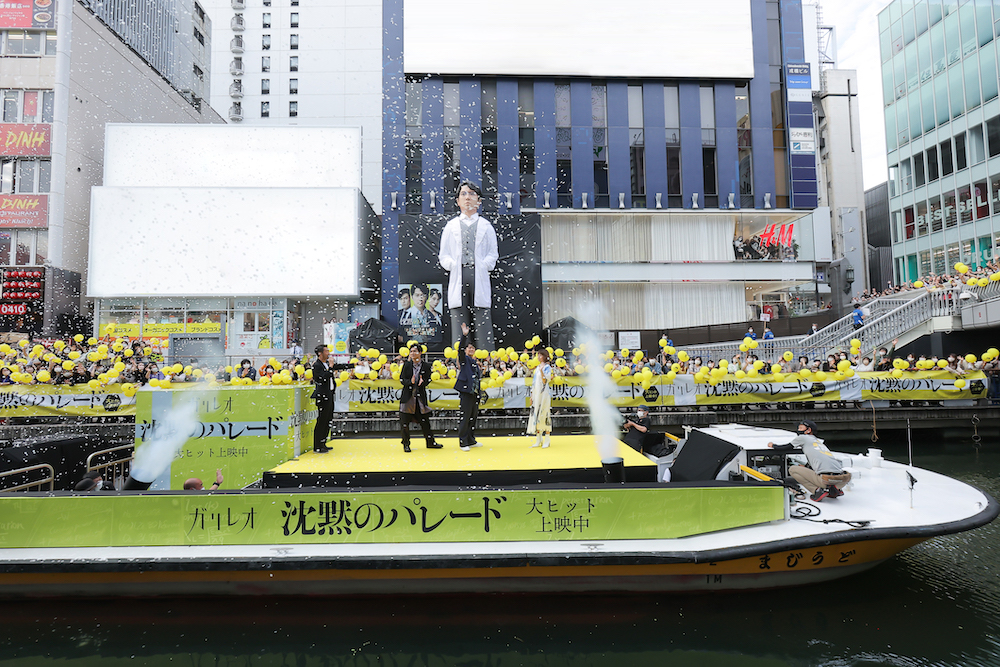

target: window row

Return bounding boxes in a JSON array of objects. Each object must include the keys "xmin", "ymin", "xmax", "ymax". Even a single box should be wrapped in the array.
[
  {"xmin": 2, "ymin": 90, "xmax": 54, "ymax": 124},
  {"xmin": 884, "ymin": 42, "xmax": 999, "ymax": 151},
  {"xmin": 0, "ymin": 31, "xmax": 56, "ymax": 57},
  {"xmin": 893, "ymin": 175, "xmax": 1000, "ymax": 243},
  {"xmin": 898, "ymin": 233, "xmax": 1000, "ymax": 283},
  {"xmin": 257, "ymin": 101, "xmax": 297, "ymax": 117},
  {"xmin": 890, "ymin": 113, "xmax": 1000, "ymax": 196},
  {"xmin": 0, "ymin": 230, "xmax": 47, "ymax": 267},
  {"xmin": 0, "ymin": 159, "xmax": 52, "ymax": 194},
  {"xmin": 879, "ymin": 0, "xmax": 992, "ymax": 64},
  {"xmin": 261, "ymin": 55, "xmax": 298, "ymax": 72},
  {"xmin": 261, "ymin": 12, "xmax": 298, "ymax": 28}
]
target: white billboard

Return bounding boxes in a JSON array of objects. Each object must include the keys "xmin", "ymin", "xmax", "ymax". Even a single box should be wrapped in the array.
[
  {"xmin": 103, "ymin": 125, "xmax": 362, "ymax": 189},
  {"xmin": 88, "ymin": 187, "xmax": 361, "ymax": 298},
  {"xmin": 404, "ymin": 0, "xmax": 754, "ymax": 79}
]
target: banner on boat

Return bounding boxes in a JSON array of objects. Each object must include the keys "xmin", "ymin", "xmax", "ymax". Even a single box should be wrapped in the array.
[
  {"xmin": 0, "ymin": 384, "xmax": 136, "ymax": 418},
  {"xmin": 0, "ymin": 485, "xmax": 784, "ymax": 548},
  {"xmin": 333, "ymin": 371, "xmax": 987, "ymax": 411},
  {"xmin": 134, "ymin": 385, "xmax": 314, "ymax": 490}
]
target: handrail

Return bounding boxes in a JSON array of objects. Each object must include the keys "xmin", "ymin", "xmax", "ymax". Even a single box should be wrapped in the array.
[
  {"xmin": 831, "ymin": 292, "xmax": 934, "ymax": 355},
  {"xmin": 0, "ymin": 463, "xmax": 54, "ymax": 492},
  {"xmin": 86, "ymin": 443, "xmax": 134, "ymax": 490}
]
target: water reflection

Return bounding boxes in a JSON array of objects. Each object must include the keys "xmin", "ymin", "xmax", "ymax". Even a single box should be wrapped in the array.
[{"xmin": 0, "ymin": 450, "xmax": 998, "ymax": 667}]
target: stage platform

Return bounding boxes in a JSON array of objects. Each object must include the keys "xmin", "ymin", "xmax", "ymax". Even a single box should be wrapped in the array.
[{"xmin": 263, "ymin": 434, "xmax": 657, "ymax": 488}]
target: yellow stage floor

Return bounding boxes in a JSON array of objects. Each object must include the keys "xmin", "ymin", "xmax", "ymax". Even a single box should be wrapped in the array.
[{"xmin": 270, "ymin": 434, "xmax": 655, "ymax": 475}]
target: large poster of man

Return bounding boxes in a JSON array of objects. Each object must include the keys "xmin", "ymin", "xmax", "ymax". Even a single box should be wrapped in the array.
[
  {"xmin": 399, "ymin": 189, "xmax": 541, "ymax": 352},
  {"xmin": 397, "ymin": 281, "xmax": 444, "ymax": 345}
]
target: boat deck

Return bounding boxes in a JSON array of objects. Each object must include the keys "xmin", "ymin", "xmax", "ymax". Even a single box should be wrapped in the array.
[{"xmin": 264, "ymin": 434, "xmax": 657, "ymax": 488}]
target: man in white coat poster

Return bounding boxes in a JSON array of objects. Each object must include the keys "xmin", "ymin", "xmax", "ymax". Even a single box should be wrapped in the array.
[{"xmin": 438, "ymin": 181, "xmax": 499, "ymax": 350}]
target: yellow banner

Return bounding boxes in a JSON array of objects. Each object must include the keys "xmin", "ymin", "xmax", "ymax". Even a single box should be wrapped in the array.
[
  {"xmin": 0, "ymin": 384, "xmax": 136, "ymax": 417},
  {"xmin": 102, "ymin": 322, "xmax": 222, "ymax": 337}
]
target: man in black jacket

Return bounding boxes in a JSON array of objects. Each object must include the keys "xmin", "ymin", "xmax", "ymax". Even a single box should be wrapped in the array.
[
  {"xmin": 311, "ymin": 344, "xmax": 335, "ymax": 454},
  {"xmin": 399, "ymin": 345, "xmax": 442, "ymax": 452},
  {"xmin": 455, "ymin": 322, "xmax": 482, "ymax": 452}
]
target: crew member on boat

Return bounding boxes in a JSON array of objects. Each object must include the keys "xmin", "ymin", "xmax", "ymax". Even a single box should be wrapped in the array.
[
  {"xmin": 621, "ymin": 405, "xmax": 675, "ymax": 458},
  {"xmin": 768, "ymin": 420, "xmax": 851, "ymax": 502}
]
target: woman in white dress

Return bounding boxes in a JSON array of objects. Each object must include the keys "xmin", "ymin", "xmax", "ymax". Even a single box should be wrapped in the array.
[{"xmin": 528, "ymin": 348, "xmax": 553, "ymax": 448}]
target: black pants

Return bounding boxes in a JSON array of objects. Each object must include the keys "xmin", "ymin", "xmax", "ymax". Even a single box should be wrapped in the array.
[
  {"xmin": 314, "ymin": 396, "xmax": 334, "ymax": 451},
  {"xmin": 400, "ymin": 411, "xmax": 435, "ymax": 446},
  {"xmin": 459, "ymin": 391, "xmax": 479, "ymax": 446}
]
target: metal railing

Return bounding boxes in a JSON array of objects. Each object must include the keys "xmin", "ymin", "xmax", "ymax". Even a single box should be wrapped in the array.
[
  {"xmin": 0, "ymin": 463, "xmax": 54, "ymax": 492},
  {"xmin": 86, "ymin": 443, "xmax": 134, "ymax": 490}
]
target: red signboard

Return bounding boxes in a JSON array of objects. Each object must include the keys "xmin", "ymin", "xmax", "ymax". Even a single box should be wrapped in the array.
[
  {"xmin": 0, "ymin": 194, "xmax": 47, "ymax": 228},
  {"xmin": 0, "ymin": 0, "xmax": 54, "ymax": 29},
  {"xmin": 0, "ymin": 303, "xmax": 27, "ymax": 315},
  {"xmin": 0, "ymin": 124, "xmax": 51, "ymax": 156}
]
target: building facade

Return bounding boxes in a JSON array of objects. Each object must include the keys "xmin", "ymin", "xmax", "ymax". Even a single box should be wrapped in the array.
[
  {"xmin": 381, "ymin": 0, "xmax": 836, "ymax": 340},
  {"xmin": 880, "ymin": 0, "xmax": 1000, "ymax": 283},
  {"xmin": 1, "ymin": 0, "xmax": 221, "ymax": 335},
  {"xmin": 199, "ymin": 0, "xmax": 384, "ymax": 212}
]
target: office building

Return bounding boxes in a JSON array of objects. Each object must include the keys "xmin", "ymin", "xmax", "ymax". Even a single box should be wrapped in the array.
[{"xmin": 879, "ymin": 0, "xmax": 1000, "ymax": 282}]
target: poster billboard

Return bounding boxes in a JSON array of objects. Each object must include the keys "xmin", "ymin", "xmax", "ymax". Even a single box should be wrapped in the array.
[
  {"xmin": 399, "ymin": 213, "xmax": 542, "ymax": 351},
  {"xmin": 0, "ymin": 0, "xmax": 54, "ymax": 29},
  {"xmin": 0, "ymin": 194, "xmax": 47, "ymax": 227}
]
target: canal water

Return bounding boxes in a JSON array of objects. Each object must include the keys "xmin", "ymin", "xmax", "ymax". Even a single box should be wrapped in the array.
[{"xmin": 0, "ymin": 437, "xmax": 998, "ymax": 666}]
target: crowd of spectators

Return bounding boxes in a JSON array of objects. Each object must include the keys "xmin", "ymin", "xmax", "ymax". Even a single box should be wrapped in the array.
[{"xmin": 857, "ymin": 262, "xmax": 1000, "ymax": 303}]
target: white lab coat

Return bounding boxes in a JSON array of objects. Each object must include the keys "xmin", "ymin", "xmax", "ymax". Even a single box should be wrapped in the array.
[{"xmin": 438, "ymin": 214, "xmax": 499, "ymax": 309}]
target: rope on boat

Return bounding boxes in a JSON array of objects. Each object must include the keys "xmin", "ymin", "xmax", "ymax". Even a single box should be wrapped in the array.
[
  {"xmin": 869, "ymin": 400, "xmax": 879, "ymax": 443},
  {"xmin": 790, "ymin": 502, "xmax": 872, "ymax": 529},
  {"xmin": 972, "ymin": 413, "xmax": 982, "ymax": 449}
]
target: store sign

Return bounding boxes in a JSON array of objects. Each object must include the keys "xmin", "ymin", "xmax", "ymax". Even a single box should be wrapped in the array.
[
  {"xmin": 0, "ymin": 303, "xmax": 26, "ymax": 315},
  {"xmin": 785, "ymin": 63, "xmax": 811, "ymax": 89},
  {"xmin": 0, "ymin": 124, "xmax": 51, "ymax": 157},
  {"xmin": 0, "ymin": 0, "xmax": 54, "ymax": 29},
  {"xmin": 0, "ymin": 194, "xmax": 47, "ymax": 227}
]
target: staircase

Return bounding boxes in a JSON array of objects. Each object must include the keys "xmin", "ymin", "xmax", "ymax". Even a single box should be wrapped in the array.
[{"xmin": 680, "ymin": 281, "xmax": 999, "ymax": 363}]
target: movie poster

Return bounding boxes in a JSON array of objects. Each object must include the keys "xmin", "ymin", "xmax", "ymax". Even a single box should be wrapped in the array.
[{"xmin": 399, "ymin": 213, "xmax": 542, "ymax": 351}]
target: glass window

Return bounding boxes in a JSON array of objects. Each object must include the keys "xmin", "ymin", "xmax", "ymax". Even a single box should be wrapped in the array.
[
  {"xmin": 905, "ymin": 42, "xmax": 919, "ymax": 90},
  {"xmin": 908, "ymin": 91, "xmax": 922, "ymax": 139},
  {"xmin": 443, "ymin": 82, "xmax": 460, "ymax": 126},
  {"xmin": 627, "ymin": 85, "xmax": 643, "ymax": 128},
  {"xmin": 41, "ymin": 91, "xmax": 53, "ymax": 123},
  {"xmin": 37, "ymin": 159, "xmax": 50, "ymax": 193},
  {"xmin": 885, "ymin": 104, "xmax": 898, "ymax": 151},
  {"xmin": 889, "ymin": 163, "xmax": 899, "ymax": 197},
  {"xmin": 891, "ymin": 210, "xmax": 901, "ymax": 243},
  {"xmin": 931, "ymin": 21, "xmax": 946, "ymax": 74},
  {"xmin": 700, "ymin": 85, "xmax": 715, "ymax": 128},
  {"xmin": 944, "ymin": 11, "xmax": 961, "ymax": 64},
  {"xmin": 22, "ymin": 31, "xmax": 40, "ymax": 55},
  {"xmin": 917, "ymin": 200, "xmax": 929, "ymax": 236},
  {"xmin": 883, "ymin": 60, "xmax": 895, "ymax": 105},
  {"xmin": 916, "ymin": 3, "xmax": 929, "ymax": 37},
  {"xmin": 988, "ymin": 116, "xmax": 1000, "ymax": 156},
  {"xmin": 894, "ymin": 52, "xmax": 907, "ymax": 99},
  {"xmin": 262, "ymin": 56, "xmax": 270, "ymax": 72},
  {"xmin": 290, "ymin": 12, "xmax": 298, "ymax": 28},
  {"xmin": 929, "ymin": 194, "xmax": 943, "ymax": 232},
  {"xmin": 44, "ymin": 32, "xmax": 56, "ymax": 56},
  {"xmin": 981, "ymin": 42, "xmax": 998, "ymax": 102},
  {"xmin": 903, "ymin": 10, "xmax": 916, "ymax": 45},
  {"xmin": 14, "ymin": 230, "xmax": 31, "ymax": 265},
  {"xmin": 262, "ymin": 12, "xmax": 271, "ymax": 28},
  {"xmin": 921, "ymin": 79, "xmax": 936, "ymax": 132},
  {"xmin": 914, "ymin": 152, "xmax": 926, "ymax": 186},
  {"xmin": 920, "ymin": 250, "xmax": 932, "ymax": 278},
  {"xmin": 0, "ymin": 232, "xmax": 11, "ymax": 265},
  {"xmin": 901, "ymin": 157, "xmax": 913, "ymax": 191},
  {"xmin": 941, "ymin": 138, "xmax": 954, "ymax": 175},
  {"xmin": 290, "ymin": 56, "xmax": 298, "ymax": 72},
  {"xmin": 975, "ymin": 180, "xmax": 990, "ymax": 219},
  {"xmin": 977, "ymin": 2, "xmax": 994, "ymax": 46},
  {"xmin": 960, "ymin": 4, "xmax": 977, "ymax": 55},
  {"xmin": 992, "ymin": 173, "xmax": 1000, "ymax": 215},
  {"xmin": 261, "ymin": 79, "xmax": 269, "ymax": 95},
  {"xmin": 16, "ymin": 160, "xmax": 35, "ymax": 194},
  {"xmin": 664, "ymin": 85, "xmax": 680, "ymax": 128},
  {"xmin": 944, "ymin": 189, "xmax": 957, "ymax": 227},
  {"xmin": 934, "ymin": 69, "xmax": 950, "ymax": 126},
  {"xmin": 959, "ymin": 184, "xmax": 973, "ymax": 223},
  {"xmin": 970, "ymin": 123, "xmax": 986, "ymax": 164},
  {"xmin": 33, "ymin": 231, "xmax": 45, "ymax": 265},
  {"xmin": 289, "ymin": 101, "xmax": 298, "ymax": 117},
  {"xmin": 949, "ymin": 63, "xmax": 965, "ymax": 118},
  {"xmin": 955, "ymin": 131, "xmax": 968, "ymax": 170},
  {"xmin": 482, "ymin": 79, "xmax": 498, "ymax": 127},
  {"xmin": 290, "ymin": 34, "xmax": 299, "ymax": 49},
  {"xmin": 261, "ymin": 101, "xmax": 269, "ymax": 118},
  {"xmin": 964, "ymin": 52, "xmax": 981, "ymax": 109},
  {"xmin": 289, "ymin": 79, "xmax": 298, "ymax": 95},
  {"xmin": 555, "ymin": 83, "xmax": 571, "ymax": 127},
  {"xmin": 905, "ymin": 205, "xmax": 916, "ymax": 238},
  {"xmin": 2, "ymin": 91, "xmax": 17, "ymax": 122},
  {"xmin": 927, "ymin": 145, "xmax": 940, "ymax": 181},
  {"xmin": 933, "ymin": 245, "xmax": 946, "ymax": 275},
  {"xmin": 262, "ymin": 34, "xmax": 270, "ymax": 50},
  {"xmin": 405, "ymin": 78, "xmax": 422, "ymax": 127}
]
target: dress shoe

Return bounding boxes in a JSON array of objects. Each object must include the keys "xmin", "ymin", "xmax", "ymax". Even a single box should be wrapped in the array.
[
  {"xmin": 470, "ymin": 442, "xmax": 482, "ymax": 448},
  {"xmin": 426, "ymin": 441, "xmax": 443, "ymax": 449},
  {"xmin": 314, "ymin": 447, "xmax": 331, "ymax": 454},
  {"xmin": 403, "ymin": 443, "xmax": 411, "ymax": 453}
]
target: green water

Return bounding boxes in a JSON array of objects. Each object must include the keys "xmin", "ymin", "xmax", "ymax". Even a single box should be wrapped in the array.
[{"xmin": 1, "ymin": 445, "xmax": 998, "ymax": 667}]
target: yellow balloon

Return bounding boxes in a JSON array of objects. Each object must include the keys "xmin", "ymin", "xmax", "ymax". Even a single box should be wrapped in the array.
[
  {"xmin": 913, "ymin": 280, "xmax": 924, "ymax": 288},
  {"xmin": 86, "ymin": 337, "xmax": 96, "ymax": 346},
  {"xmin": 783, "ymin": 351, "xmax": 793, "ymax": 361},
  {"xmin": 677, "ymin": 351, "xmax": 689, "ymax": 362},
  {"xmin": 799, "ymin": 368, "xmax": 811, "ymax": 378},
  {"xmin": 62, "ymin": 360, "xmax": 74, "ymax": 371},
  {"xmin": 966, "ymin": 354, "xmax": 977, "ymax": 363},
  {"xmin": 955, "ymin": 262, "xmax": 969, "ymax": 274},
  {"xmin": 735, "ymin": 370, "xmax": 746, "ymax": 379},
  {"xmin": 837, "ymin": 360, "xmax": 851, "ymax": 372},
  {"xmin": 815, "ymin": 371, "xmax": 827, "ymax": 381},
  {"xmin": 612, "ymin": 370, "xmax": 622, "ymax": 380},
  {"xmin": 36, "ymin": 370, "xmax": 50, "ymax": 383},
  {"xmin": 73, "ymin": 334, "xmax": 84, "ymax": 343},
  {"xmin": 143, "ymin": 347, "xmax": 152, "ymax": 356},
  {"xmin": 891, "ymin": 368, "xmax": 903, "ymax": 378},
  {"xmin": 773, "ymin": 373, "xmax": 785, "ymax": 382},
  {"xmin": 532, "ymin": 335, "xmax": 541, "ymax": 345},
  {"xmin": 229, "ymin": 377, "xmax": 240, "ymax": 386},
  {"xmin": 771, "ymin": 364, "xmax": 782, "ymax": 374},
  {"xmin": 17, "ymin": 339, "xmax": 28, "ymax": 348},
  {"xmin": 937, "ymin": 359, "xmax": 948, "ymax": 368},
  {"xmin": 666, "ymin": 371, "xmax": 677, "ymax": 380},
  {"xmin": 955, "ymin": 379, "xmax": 967, "ymax": 389},
  {"xmin": 88, "ymin": 379, "xmax": 100, "ymax": 390}
]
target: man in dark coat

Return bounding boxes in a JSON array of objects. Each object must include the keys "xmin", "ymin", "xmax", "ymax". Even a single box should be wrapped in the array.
[
  {"xmin": 455, "ymin": 322, "xmax": 482, "ymax": 452},
  {"xmin": 399, "ymin": 345, "xmax": 442, "ymax": 452},
  {"xmin": 311, "ymin": 344, "xmax": 335, "ymax": 453},
  {"xmin": 621, "ymin": 405, "xmax": 675, "ymax": 458}
]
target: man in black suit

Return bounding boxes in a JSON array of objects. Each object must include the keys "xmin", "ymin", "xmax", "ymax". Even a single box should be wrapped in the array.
[
  {"xmin": 399, "ymin": 345, "xmax": 442, "ymax": 452},
  {"xmin": 455, "ymin": 322, "xmax": 482, "ymax": 452},
  {"xmin": 311, "ymin": 344, "xmax": 335, "ymax": 454}
]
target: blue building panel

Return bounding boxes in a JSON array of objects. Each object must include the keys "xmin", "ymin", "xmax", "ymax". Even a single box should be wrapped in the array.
[
  {"xmin": 678, "ymin": 82, "xmax": 702, "ymax": 209},
  {"xmin": 642, "ymin": 82, "xmax": 667, "ymax": 208},
  {"xmin": 778, "ymin": 0, "xmax": 805, "ymax": 63},
  {"xmin": 570, "ymin": 80, "xmax": 593, "ymax": 208},
  {"xmin": 496, "ymin": 78, "xmax": 520, "ymax": 215},
  {"xmin": 714, "ymin": 82, "xmax": 738, "ymax": 208},
  {"xmin": 459, "ymin": 79, "xmax": 482, "ymax": 182},
  {"xmin": 606, "ymin": 81, "xmax": 631, "ymax": 208},
  {"xmin": 749, "ymin": 0, "xmax": 776, "ymax": 209},
  {"xmin": 534, "ymin": 80, "xmax": 557, "ymax": 209},
  {"xmin": 380, "ymin": 0, "xmax": 404, "ymax": 323},
  {"xmin": 421, "ymin": 78, "xmax": 444, "ymax": 215}
]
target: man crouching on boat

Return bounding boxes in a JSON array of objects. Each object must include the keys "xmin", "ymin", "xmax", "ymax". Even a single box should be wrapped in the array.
[{"xmin": 767, "ymin": 420, "xmax": 852, "ymax": 502}]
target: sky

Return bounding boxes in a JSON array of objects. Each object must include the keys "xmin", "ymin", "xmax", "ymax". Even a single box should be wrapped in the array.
[{"xmin": 818, "ymin": 0, "xmax": 893, "ymax": 190}]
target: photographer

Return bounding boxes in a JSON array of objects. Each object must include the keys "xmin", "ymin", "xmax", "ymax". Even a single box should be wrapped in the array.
[{"xmin": 621, "ymin": 405, "xmax": 675, "ymax": 458}]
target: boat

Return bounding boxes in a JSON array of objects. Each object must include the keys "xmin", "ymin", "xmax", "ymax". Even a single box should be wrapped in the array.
[{"xmin": 0, "ymin": 423, "xmax": 994, "ymax": 596}]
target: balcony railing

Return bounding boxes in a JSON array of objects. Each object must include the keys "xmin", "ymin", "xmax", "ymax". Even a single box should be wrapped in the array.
[
  {"xmin": 229, "ymin": 81, "xmax": 243, "ymax": 98},
  {"xmin": 231, "ymin": 14, "xmax": 245, "ymax": 31},
  {"xmin": 230, "ymin": 35, "xmax": 244, "ymax": 53}
]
